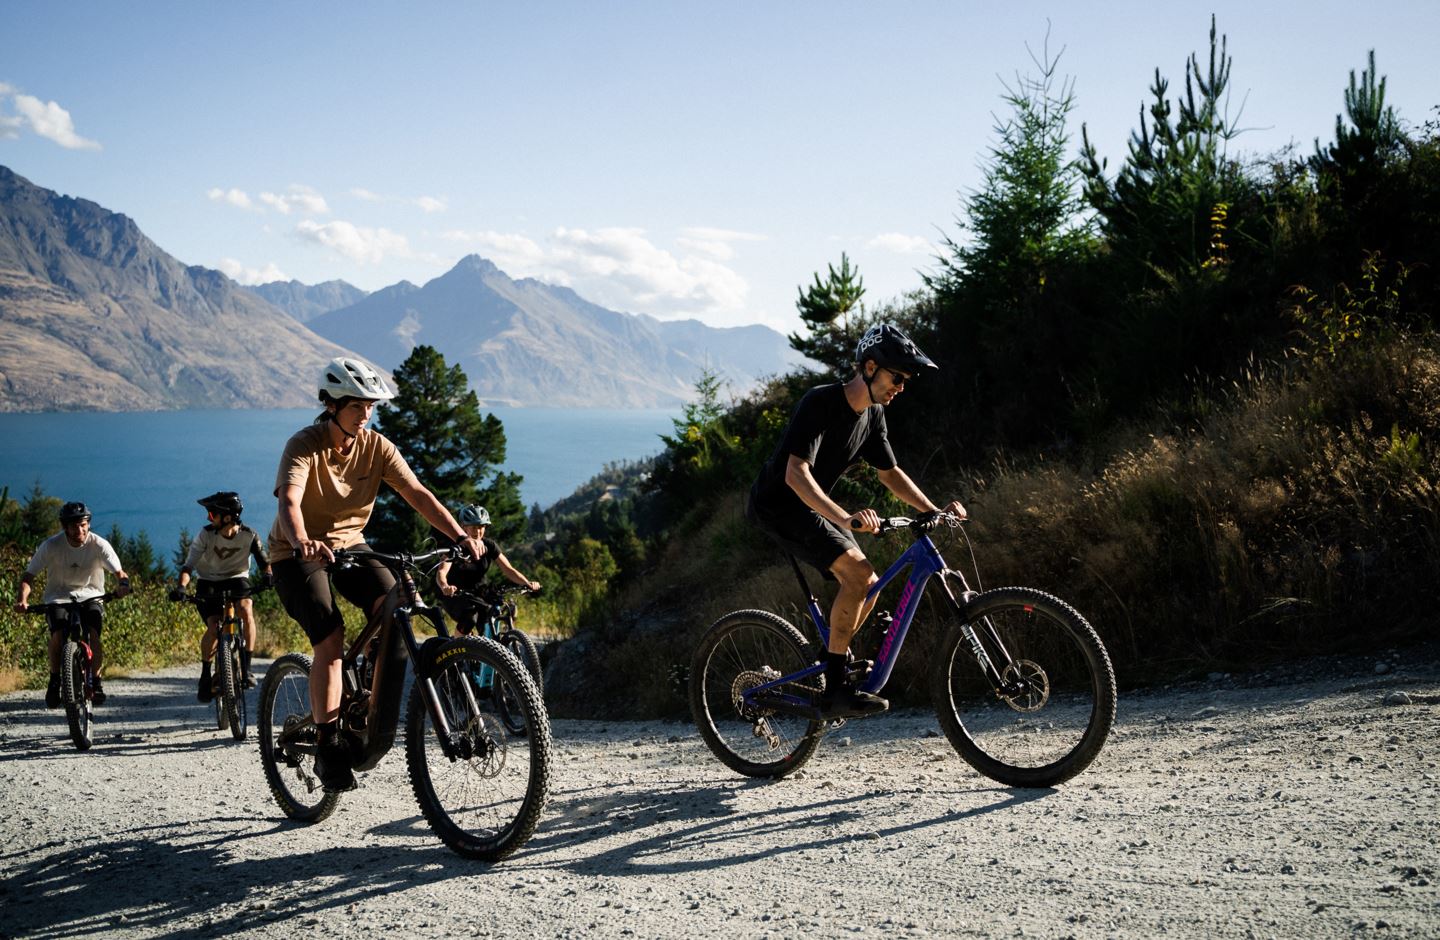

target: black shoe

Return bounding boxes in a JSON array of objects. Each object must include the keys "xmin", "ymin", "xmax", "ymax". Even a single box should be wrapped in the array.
[
  {"xmin": 197, "ymin": 671, "xmax": 214, "ymax": 702},
  {"xmin": 819, "ymin": 685, "xmax": 889, "ymax": 719},
  {"xmin": 91, "ymin": 676, "xmax": 107, "ymax": 707},
  {"xmin": 314, "ymin": 741, "xmax": 357, "ymax": 793},
  {"xmin": 242, "ymin": 673, "xmax": 256, "ymax": 689},
  {"xmin": 46, "ymin": 673, "xmax": 61, "ymax": 709}
]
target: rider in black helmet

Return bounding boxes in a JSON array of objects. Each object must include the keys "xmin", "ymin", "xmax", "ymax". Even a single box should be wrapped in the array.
[
  {"xmin": 748, "ymin": 323, "xmax": 966, "ymax": 718},
  {"xmin": 13, "ymin": 502, "xmax": 132, "ymax": 708},
  {"xmin": 171, "ymin": 491, "xmax": 272, "ymax": 695}
]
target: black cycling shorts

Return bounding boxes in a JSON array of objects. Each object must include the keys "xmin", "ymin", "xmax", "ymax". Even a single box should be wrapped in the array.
[
  {"xmin": 746, "ymin": 498, "xmax": 858, "ymax": 580},
  {"xmin": 273, "ymin": 545, "xmax": 395, "ymax": 646},
  {"xmin": 195, "ymin": 577, "xmax": 252, "ymax": 620},
  {"xmin": 45, "ymin": 599, "xmax": 103, "ymax": 635}
]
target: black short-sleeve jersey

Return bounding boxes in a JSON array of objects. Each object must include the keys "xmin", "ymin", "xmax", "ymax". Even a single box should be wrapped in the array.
[
  {"xmin": 749, "ymin": 383, "xmax": 896, "ymax": 519},
  {"xmin": 446, "ymin": 537, "xmax": 502, "ymax": 592}
]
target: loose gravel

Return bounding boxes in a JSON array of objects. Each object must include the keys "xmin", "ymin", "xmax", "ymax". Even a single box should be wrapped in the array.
[{"xmin": 1, "ymin": 646, "xmax": 1437, "ymax": 939}]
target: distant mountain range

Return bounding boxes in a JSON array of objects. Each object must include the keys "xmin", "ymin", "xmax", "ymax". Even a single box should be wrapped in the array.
[
  {"xmin": 300, "ymin": 255, "xmax": 799, "ymax": 408},
  {"xmin": 0, "ymin": 163, "xmax": 800, "ymax": 412},
  {"xmin": 248, "ymin": 279, "xmax": 368, "ymax": 322},
  {"xmin": 0, "ymin": 166, "xmax": 354, "ymax": 411}
]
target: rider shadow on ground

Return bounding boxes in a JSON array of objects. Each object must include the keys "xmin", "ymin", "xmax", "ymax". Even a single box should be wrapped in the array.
[
  {"xmin": 0, "ymin": 814, "xmax": 471, "ymax": 940},
  {"xmin": 507, "ymin": 774, "xmax": 1054, "ymax": 877}
]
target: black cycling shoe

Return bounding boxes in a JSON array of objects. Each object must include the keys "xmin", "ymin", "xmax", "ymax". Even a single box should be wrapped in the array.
[
  {"xmin": 91, "ymin": 676, "xmax": 107, "ymax": 706},
  {"xmin": 314, "ymin": 741, "xmax": 358, "ymax": 793},
  {"xmin": 45, "ymin": 673, "xmax": 61, "ymax": 709},
  {"xmin": 197, "ymin": 672, "xmax": 213, "ymax": 703},
  {"xmin": 818, "ymin": 685, "xmax": 889, "ymax": 719}
]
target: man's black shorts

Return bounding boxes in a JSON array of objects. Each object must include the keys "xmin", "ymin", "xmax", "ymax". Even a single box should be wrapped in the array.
[
  {"xmin": 45, "ymin": 599, "xmax": 103, "ymax": 635},
  {"xmin": 273, "ymin": 545, "xmax": 395, "ymax": 646},
  {"xmin": 746, "ymin": 497, "xmax": 858, "ymax": 578}
]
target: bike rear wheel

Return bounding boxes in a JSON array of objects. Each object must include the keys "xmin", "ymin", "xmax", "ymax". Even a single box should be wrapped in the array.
[
  {"xmin": 689, "ymin": 609, "xmax": 824, "ymax": 779},
  {"xmin": 405, "ymin": 637, "xmax": 551, "ymax": 861},
  {"xmin": 61, "ymin": 639, "xmax": 92, "ymax": 752},
  {"xmin": 258, "ymin": 652, "xmax": 340, "ymax": 822},
  {"xmin": 494, "ymin": 629, "xmax": 543, "ymax": 737},
  {"xmin": 931, "ymin": 586, "xmax": 1116, "ymax": 787}
]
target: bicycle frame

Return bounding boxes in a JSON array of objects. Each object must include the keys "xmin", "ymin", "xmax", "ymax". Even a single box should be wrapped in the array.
[
  {"xmin": 741, "ymin": 521, "xmax": 1008, "ymax": 714},
  {"xmin": 279, "ymin": 547, "xmax": 473, "ymax": 771}
]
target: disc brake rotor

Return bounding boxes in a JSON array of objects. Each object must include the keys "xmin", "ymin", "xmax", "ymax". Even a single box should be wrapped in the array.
[{"xmin": 999, "ymin": 659, "xmax": 1050, "ymax": 713}]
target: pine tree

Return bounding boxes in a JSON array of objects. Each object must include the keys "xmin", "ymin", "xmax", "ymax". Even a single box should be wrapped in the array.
[
  {"xmin": 371, "ymin": 345, "xmax": 525, "ymax": 550},
  {"xmin": 788, "ymin": 253, "xmax": 868, "ymax": 376}
]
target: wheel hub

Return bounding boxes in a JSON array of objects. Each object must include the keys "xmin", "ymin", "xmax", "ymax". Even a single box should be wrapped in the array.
[
  {"xmin": 731, "ymin": 666, "xmax": 781, "ymax": 718},
  {"xmin": 998, "ymin": 659, "xmax": 1050, "ymax": 712}
]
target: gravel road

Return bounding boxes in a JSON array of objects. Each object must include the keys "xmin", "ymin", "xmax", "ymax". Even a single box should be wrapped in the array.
[{"xmin": 1, "ymin": 646, "xmax": 1437, "ymax": 939}]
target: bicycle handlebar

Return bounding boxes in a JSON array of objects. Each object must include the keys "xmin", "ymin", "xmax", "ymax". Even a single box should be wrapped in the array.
[
  {"xmin": 850, "ymin": 510, "xmax": 966, "ymax": 535},
  {"xmin": 331, "ymin": 544, "xmax": 467, "ymax": 572},
  {"xmin": 24, "ymin": 591, "xmax": 122, "ymax": 614}
]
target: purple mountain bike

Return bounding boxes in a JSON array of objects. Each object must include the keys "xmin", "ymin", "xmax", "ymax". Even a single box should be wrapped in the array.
[{"xmin": 689, "ymin": 512, "xmax": 1116, "ymax": 787}]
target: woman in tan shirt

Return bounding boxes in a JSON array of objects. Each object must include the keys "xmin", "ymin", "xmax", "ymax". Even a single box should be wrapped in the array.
[{"xmin": 269, "ymin": 356, "xmax": 484, "ymax": 793}]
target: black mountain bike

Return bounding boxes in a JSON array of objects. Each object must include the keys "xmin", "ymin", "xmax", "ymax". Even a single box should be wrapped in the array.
[
  {"xmin": 177, "ymin": 584, "xmax": 265, "ymax": 741},
  {"xmin": 26, "ymin": 591, "xmax": 120, "ymax": 752},
  {"xmin": 446, "ymin": 583, "xmax": 544, "ymax": 735},
  {"xmin": 257, "ymin": 546, "xmax": 551, "ymax": 862}
]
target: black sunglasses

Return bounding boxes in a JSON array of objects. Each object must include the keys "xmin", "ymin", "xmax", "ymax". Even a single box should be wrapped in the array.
[{"xmin": 882, "ymin": 367, "xmax": 913, "ymax": 386}]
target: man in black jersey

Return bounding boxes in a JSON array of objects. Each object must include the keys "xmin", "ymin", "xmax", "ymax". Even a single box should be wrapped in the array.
[{"xmin": 748, "ymin": 323, "xmax": 966, "ymax": 718}]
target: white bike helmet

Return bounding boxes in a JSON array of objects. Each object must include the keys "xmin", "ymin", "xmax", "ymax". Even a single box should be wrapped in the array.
[{"xmin": 318, "ymin": 356, "xmax": 395, "ymax": 403}]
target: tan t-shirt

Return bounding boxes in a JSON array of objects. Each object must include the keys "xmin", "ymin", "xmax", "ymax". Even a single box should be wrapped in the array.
[{"xmin": 267, "ymin": 423, "xmax": 421, "ymax": 562}]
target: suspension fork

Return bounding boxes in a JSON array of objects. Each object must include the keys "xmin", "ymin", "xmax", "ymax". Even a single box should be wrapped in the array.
[{"xmin": 935, "ymin": 570, "xmax": 1015, "ymax": 691}]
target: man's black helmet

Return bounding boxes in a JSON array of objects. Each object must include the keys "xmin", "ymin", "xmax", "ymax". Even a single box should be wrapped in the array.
[
  {"xmin": 198, "ymin": 491, "xmax": 244, "ymax": 518},
  {"xmin": 59, "ymin": 501, "xmax": 91, "ymax": 524},
  {"xmin": 855, "ymin": 323, "xmax": 937, "ymax": 374}
]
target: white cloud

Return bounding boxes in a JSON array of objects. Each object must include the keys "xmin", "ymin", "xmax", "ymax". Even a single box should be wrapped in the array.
[
  {"xmin": 676, "ymin": 226, "xmax": 767, "ymax": 261},
  {"xmin": 5, "ymin": 91, "xmax": 100, "ymax": 150},
  {"xmin": 439, "ymin": 229, "xmax": 545, "ymax": 267},
  {"xmin": 218, "ymin": 257, "xmax": 288, "ymax": 285},
  {"xmin": 350, "ymin": 187, "xmax": 382, "ymax": 202},
  {"xmin": 868, "ymin": 232, "xmax": 934, "ymax": 255},
  {"xmin": 438, "ymin": 226, "xmax": 757, "ymax": 324},
  {"xmin": 207, "ymin": 187, "xmax": 253, "ymax": 210},
  {"xmin": 260, "ymin": 184, "xmax": 329, "ymax": 216},
  {"xmin": 295, "ymin": 219, "xmax": 409, "ymax": 264},
  {"xmin": 415, "ymin": 195, "xmax": 447, "ymax": 213}
]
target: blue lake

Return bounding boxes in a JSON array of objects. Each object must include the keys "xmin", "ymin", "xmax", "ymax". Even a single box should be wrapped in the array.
[{"xmin": 0, "ymin": 407, "xmax": 677, "ymax": 545}]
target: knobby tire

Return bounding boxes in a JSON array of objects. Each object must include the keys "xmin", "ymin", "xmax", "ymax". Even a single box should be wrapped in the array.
[
  {"xmin": 931, "ymin": 586, "xmax": 1116, "ymax": 787},
  {"xmin": 61, "ymin": 639, "xmax": 92, "ymax": 752},
  {"xmin": 405, "ymin": 636, "xmax": 551, "ymax": 861},
  {"xmin": 257, "ymin": 652, "xmax": 340, "ymax": 822},
  {"xmin": 689, "ymin": 609, "xmax": 824, "ymax": 779}
]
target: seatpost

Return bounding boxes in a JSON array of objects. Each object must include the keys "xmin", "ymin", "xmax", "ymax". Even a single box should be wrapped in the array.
[{"xmin": 787, "ymin": 554, "xmax": 819, "ymax": 607}]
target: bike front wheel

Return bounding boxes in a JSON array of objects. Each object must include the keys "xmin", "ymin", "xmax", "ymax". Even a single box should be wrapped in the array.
[
  {"xmin": 219, "ymin": 633, "xmax": 247, "ymax": 741},
  {"xmin": 405, "ymin": 637, "xmax": 551, "ymax": 861},
  {"xmin": 689, "ymin": 609, "xmax": 824, "ymax": 779},
  {"xmin": 932, "ymin": 586, "xmax": 1116, "ymax": 787},
  {"xmin": 257, "ymin": 652, "xmax": 340, "ymax": 822},
  {"xmin": 494, "ymin": 629, "xmax": 543, "ymax": 737},
  {"xmin": 61, "ymin": 639, "xmax": 92, "ymax": 752}
]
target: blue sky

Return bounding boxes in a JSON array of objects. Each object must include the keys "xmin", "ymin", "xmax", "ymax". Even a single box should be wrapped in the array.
[{"xmin": 2, "ymin": 1, "xmax": 1436, "ymax": 334}]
